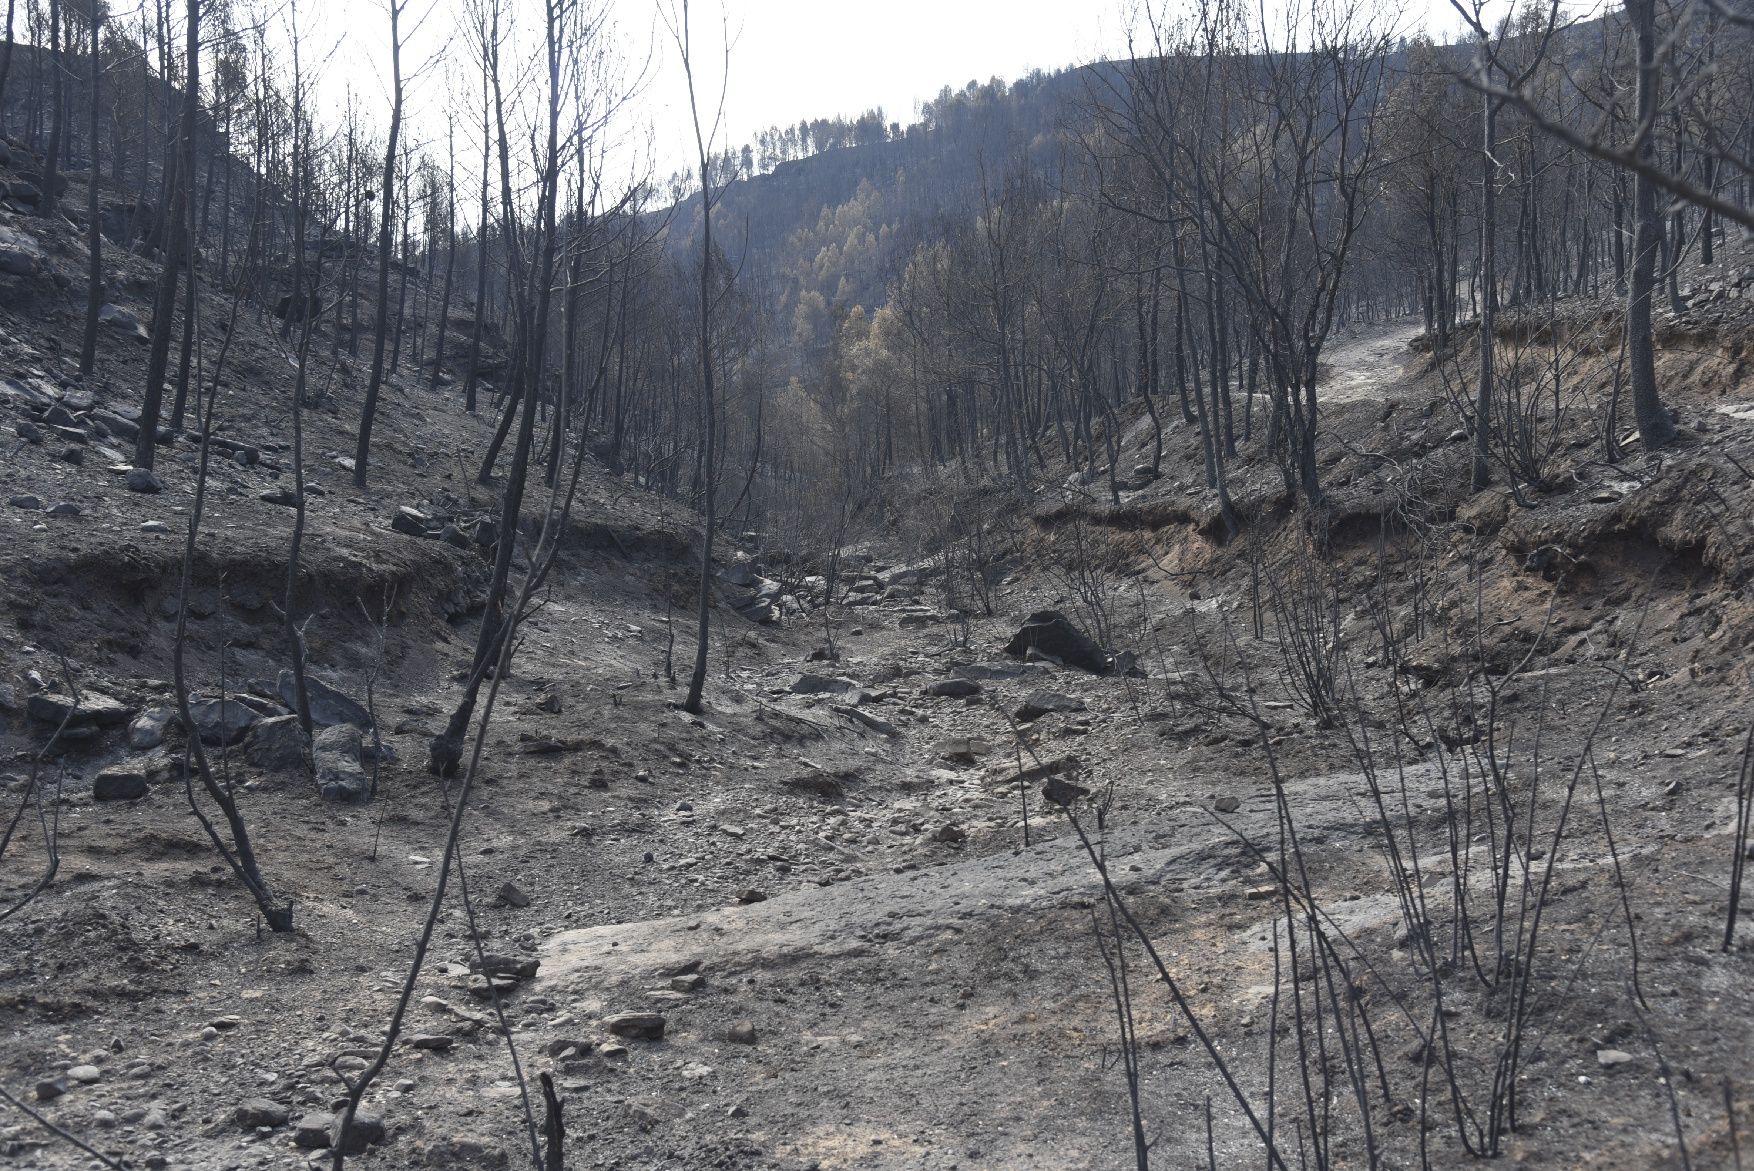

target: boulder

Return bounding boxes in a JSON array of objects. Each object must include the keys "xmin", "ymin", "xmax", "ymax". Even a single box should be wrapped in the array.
[
  {"xmin": 244, "ymin": 714, "xmax": 309, "ymax": 771},
  {"xmin": 391, "ymin": 506, "xmax": 434, "ymax": 537},
  {"xmin": 0, "ymin": 222, "xmax": 43, "ymax": 275},
  {"xmin": 313, "ymin": 723, "xmax": 368, "ymax": 801},
  {"xmin": 186, "ymin": 698, "xmax": 258, "ymax": 746},
  {"xmin": 233, "ymin": 1099, "xmax": 290, "ymax": 1129},
  {"xmin": 28, "ymin": 691, "xmax": 133, "ymax": 728},
  {"xmin": 1004, "ymin": 609, "xmax": 1111, "ymax": 674},
  {"xmin": 127, "ymin": 706, "xmax": 178, "ymax": 750},
  {"xmin": 1014, "ymin": 691, "xmax": 1087, "ymax": 722},
  {"xmin": 291, "ymin": 1116, "xmax": 332, "ymax": 1149},
  {"xmin": 720, "ymin": 560, "xmax": 757, "ymax": 588},
  {"xmin": 604, "ymin": 1011, "xmax": 666, "ymax": 1040},
  {"xmin": 92, "ymin": 763, "xmax": 149, "ymax": 801},
  {"xmin": 924, "ymin": 678, "xmax": 982, "ymax": 698},
  {"xmin": 277, "ymin": 669, "xmax": 373, "ymax": 729},
  {"xmin": 125, "ymin": 467, "xmax": 164, "ymax": 494},
  {"xmin": 329, "ymin": 1111, "xmax": 386, "ymax": 1155},
  {"xmin": 790, "ymin": 673, "xmax": 860, "ymax": 696}
]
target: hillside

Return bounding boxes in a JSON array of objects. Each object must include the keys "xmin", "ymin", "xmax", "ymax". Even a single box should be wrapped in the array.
[{"xmin": 2, "ymin": 2, "xmax": 1754, "ymax": 1168}]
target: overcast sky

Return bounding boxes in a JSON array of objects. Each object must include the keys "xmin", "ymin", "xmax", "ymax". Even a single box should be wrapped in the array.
[{"xmin": 314, "ymin": 0, "xmax": 1560, "ymax": 190}]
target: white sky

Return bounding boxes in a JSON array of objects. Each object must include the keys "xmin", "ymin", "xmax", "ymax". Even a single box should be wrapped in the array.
[{"xmin": 301, "ymin": 0, "xmax": 1539, "ymax": 191}]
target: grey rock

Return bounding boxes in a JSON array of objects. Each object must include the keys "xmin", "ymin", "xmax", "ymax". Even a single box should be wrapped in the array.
[
  {"xmin": 125, "ymin": 467, "xmax": 164, "ymax": 494},
  {"xmin": 951, "ymin": 662, "xmax": 1033, "ymax": 682},
  {"xmin": 313, "ymin": 722, "xmax": 368, "ymax": 801},
  {"xmin": 244, "ymin": 714, "xmax": 309, "ymax": 771},
  {"xmin": 724, "ymin": 1020, "xmax": 757, "ymax": 1045},
  {"xmin": 44, "ymin": 501, "xmax": 81, "ymax": 517},
  {"xmin": 925, "ymin": 678, "xmax": 982, "ymax": 698},
  {"xmin": 186, "ymin": 697, "xmax": 258, "ymax": 746},
  {"xmin": 291, "ymin": 1116, "xmax": 332, "ymax": 1149},
  {"xmin": 790, "ymin": 672, "xmax": 860, "ymax": 696},
  {"xmin": 328, "ymin": 1111, "xmax": 385, "ymax": 1155},
  {"xmin": 406, "ymin": 1034, "xmax": 454, "ymax": 1052},
  {"xmin": 1014, "ymin": 691, "xmax": 1087, "ymax": 722},
  {"xmin": 34, "ymin": 1077, "xmax": 70, "ymax": 1101},
  {"xmin": 7, "ymin": 493, "xmax": 39, "ymax": 509},
  {"xmin": 233, "ymin": 1098, "xmax": 290, "ymax": 1129},
  {"xmin": 391, "ymin": 506, "xmax": 433, "ymax": 537},
  {"xmin": 93, "ymin": 763, "xmax": 149, "ymax": 801},
  {"xmin": 28, "ymin": 691, "xmax": 133, "ymax": 728},
  {"xmin": 1004, "ymin": 609, "xmax": 1112, "ymax": 674},
  {"xmin": 276, "ymin": 669, "xmax": 373, "ymax": 729},
  {"xmin": 935, "ymin": 737, "xmax": 991, "ymax": 765},
  {"xmin": 0, "ymin": 222, "xmax": 43, "ymax": 275},
  {"xmin": 96, "ymin": 302, "xmax": 146, "ymax": 339},
  {"xmin": 603, "ymin": 1011, "xmax": 666, "ymax": 1040},
  {"xmin": 127, "ymin": 707, "xmax": 178, "ymax": 750}
]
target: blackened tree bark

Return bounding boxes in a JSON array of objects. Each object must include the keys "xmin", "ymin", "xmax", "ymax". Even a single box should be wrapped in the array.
[{"xmin": 351, "ymin": 0, "xmax": 404, "ymax": 488}]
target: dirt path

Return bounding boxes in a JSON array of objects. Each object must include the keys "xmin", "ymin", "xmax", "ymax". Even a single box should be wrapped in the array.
[{"xmin": 1316, "ymin": 317, "xmax": 1425, "ymax": 403}]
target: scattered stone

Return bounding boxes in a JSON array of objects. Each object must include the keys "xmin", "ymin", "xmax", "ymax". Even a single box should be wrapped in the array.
[
  {"xmin": 67, "ymin": 1065, "xmax": 101, "ymax": 1083},
  {"xmin": 725, "ymin": 1020, "xmax": 757, "ymax": 1045},
  {"xmin": 1004, "ymin": 609, "xmax": 1112, "ymax": 674},
  {"xmin": 936, "ymin": 737, "xmax": 991, "ymax": 765},
  {"xmin": 833, "ymin": 705, "xmax": 897, "ymax": 736},
  {"xmin": 233, "ymin": 1099, "xmax": 289, "ymax": 1129},
  {"xmin": 291, "ymin": 1116, "xmax": 332, "ymax": 1149},
  {"xmin": 496, "ymin": 882, "xmax": 532, "ymax": 908},
  {"xmin": 1596, "ymin": 1049, "xmax": 1634, "ymax": 1068},
  {"xmin": 244, "ymin": 714, "xmax": 309, "ymax": 771},
  {"xmin": 472, "ymin": 954, "xmax": 540, "ymax": 980},
  {"xmin": 1014, "ymin": 691, "xmax": 1087, "ymax": 722},
  {"xmin": 604, "ymin": 1012, "xmax": 666, "ymax": 1040},
  {"xmin": 1214, "ymin": 796, "xmax": 1241, "ymax": 814},
  {"xmin": 406, "ymin": 1034, "xmax": 454, "ymax": 1052},
  {"xmin": 313, "ymin": 723, "xmax": 368, "ymax": 801},
  {"xmin": 7, "ymin": 493, "xmax": 40, "ymax": 509},
  {"xmin": 932, "ymin": 824, "xmax": 968, "ymax": 844},
  {"xmin": 277, "ymin": 669, "xmax": 373, "ymax": 729},
  {"xmin": 329, "ymin": 1111, "xmax": 386, "ymax": 1155},
  {"xmin": 1042, "ymin": 775, "xmax": 1090, "ymax": 807},
  {"xmin": 92, "ymin": 763, "xmax": 149, "ymax": 801},
  {"xmin": 127, "ymin": 707, "xmax": 178, "ymax": 750},
  {"xmin": 925, "ymin": 678, "xmax": 982, "ymax": 698},
  {"xmin": 259, "ymin": 487, "xmax": 299, "ymax": 507},
  {"xmin": 96, "ymin": 301, "xmax": 139, "ymax": 329},
  {"xmin": 391, "ymin": 505, "xmax": 434, "ymax": 537},
  {"xmin": 28, "ymin": 691, "xmax": 133, "ymax": 728},
  {"xmin": 790, "ymin": 672, "xmax": 861, "ymax": 696},
  {"xmin": 670, "ymin": 973, "xmax": 706, "ymax": 993},
  {"xmin": 44, "ymin": 501, "xmax": 81, "ymax": 517},
  {"xmin": 186, "ymin": 697, "xmax": 259, "ymax": 746},
  {"xmin": 125, "ymin": 467, "xmax": 164, "ymax": 494},
  {"xmin": 736, "ymin": 889, "xmax": 768, "ymax": 905},
  {"xmin": 139, "ymin": 520, "xmax": 170, "ymax": 533},
  {"xmin": 34, "ymin": 1077, "xmax": 70, "ymax": 1101},
  {"xmin": 0, "ymin": 222, "xmax": 44, "ymax": 275}
]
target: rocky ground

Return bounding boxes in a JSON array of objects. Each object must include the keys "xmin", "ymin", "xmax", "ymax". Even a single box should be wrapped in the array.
[{"xmin": 2, "ymin": 171, "xmax": 1753, "ymax": 1169}]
